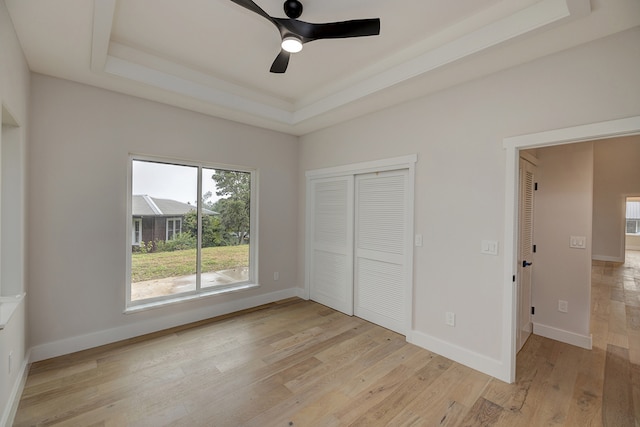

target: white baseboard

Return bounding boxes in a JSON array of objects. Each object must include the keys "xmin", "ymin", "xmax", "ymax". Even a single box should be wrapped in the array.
[
  {"xmin": 407, "ymin": 330, "xmax": 509, "ymax": 383},
  {"xmin": 29, "ymin": 288, "xmax": 299, "ymax": 363},
  {"xmin": 533, "ymin": 322, "xmax": 592, "ymax": 349},
  {"xmin": 295, "ymin": 287, "xmax": 309, "ymax": 300},
  {"xmin": 626, "ymin": 245, "xmax": 640, "ymax": 251},
  {"xmin": 1, "ymin": 349, "xmax": 30, "ymax": 427},
  {"xmin": 592, "ymin": 254, "xmax": 624, "ymax": 262}
]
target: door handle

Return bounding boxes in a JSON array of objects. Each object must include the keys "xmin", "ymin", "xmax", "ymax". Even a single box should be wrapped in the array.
[{"xmin": 522, "ymin": 260, "xmax": 532, "ymax": 268}]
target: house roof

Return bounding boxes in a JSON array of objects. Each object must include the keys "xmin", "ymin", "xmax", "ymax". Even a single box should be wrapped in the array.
[{"xmin": 132, "ymin": 195, "xmax": 217, "ymax": 217}]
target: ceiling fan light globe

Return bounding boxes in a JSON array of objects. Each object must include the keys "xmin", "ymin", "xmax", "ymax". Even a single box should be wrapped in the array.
[{"xmin": 282, "ymin": 37, "xmax": 303, "ymax": 53}]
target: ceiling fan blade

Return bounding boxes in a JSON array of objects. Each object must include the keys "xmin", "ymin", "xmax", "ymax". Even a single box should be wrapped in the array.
[
  {"xmin": 270, "ymin": 50, "xmax": 290, "ymax": 73},
  {"xmin": 229, "ymin": 0, "xmax": 275, "ymax": 24},
  {"xmin": 302, "ymin": 18, "xmax": 380, "ymax": 41}
]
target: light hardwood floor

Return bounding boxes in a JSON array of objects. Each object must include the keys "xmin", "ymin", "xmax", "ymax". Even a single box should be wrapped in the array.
[{"xmin": 13, "ymin": 252, "xmax": 640, "ymax": 426}]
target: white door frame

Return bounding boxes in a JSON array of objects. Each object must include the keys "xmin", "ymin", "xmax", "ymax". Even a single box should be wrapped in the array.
[
  {"xmin": 502, "ymin": 115, "xmax": 640, "ymax": 383},
  {"xmin": 305, "ymin": 154, "xmax": 417, "ymax": 334}
]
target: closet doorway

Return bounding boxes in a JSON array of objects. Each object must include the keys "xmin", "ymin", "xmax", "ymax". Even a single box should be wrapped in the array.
[{"xmin": 305, "ymin": 155, "xmax": 416, "ymax": 335}]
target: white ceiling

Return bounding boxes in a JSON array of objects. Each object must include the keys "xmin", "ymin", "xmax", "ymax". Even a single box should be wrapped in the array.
[{"xmin": 5, "ymin": 0, "xmax": 640, "ymax": 135}]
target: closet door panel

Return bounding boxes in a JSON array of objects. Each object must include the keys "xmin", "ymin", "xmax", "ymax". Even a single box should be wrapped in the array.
[
  {"xmin": 354, "ymin": 170, "xmax": 410, "ymax": 334},
  {"xmin": 308, "ymin": 176, "xmax": 354, "ymax": 315}
]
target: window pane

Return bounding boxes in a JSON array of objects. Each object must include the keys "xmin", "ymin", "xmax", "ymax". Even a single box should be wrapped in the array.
[
  {"xmin": 200, "ymin": 168, "xmax": 250, "ymax": 289},
  {"xmin": 131, "ymin": 160, "xmax": 198, "ymax": 301}
]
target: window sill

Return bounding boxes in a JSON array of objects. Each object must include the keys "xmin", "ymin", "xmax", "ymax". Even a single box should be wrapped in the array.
[
  {"xmin": 0, "ymin": 293, "xmax": 25, "ymax": 330},
  {"xmin": 124, "ymin": 283, "xmax": 260, "ymax": 314}
]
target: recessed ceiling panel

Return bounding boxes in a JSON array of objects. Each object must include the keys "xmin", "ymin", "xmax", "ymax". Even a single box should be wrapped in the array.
[{"xmin": 110, "ymin": 0, "xmax": 504, "ymax": 101}]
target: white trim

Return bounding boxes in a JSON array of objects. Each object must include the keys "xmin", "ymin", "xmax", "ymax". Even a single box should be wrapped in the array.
[
  {"xmin": 91, "ymin": 0, "xmax": 589, "ymax": 131},
  {"xmin": 519, "ymin": 150, "xmax": 539, "ymax": 166},
  {"xmin": 0, "ymin": 293, "xmax": 25, "ymax": 330},
  {"xmin": 295, "ymin": 287, "xmax": 309, "ymax": 300},
  {"xmin": 504, "ymin": 116, "xmax": 640, "ymax": 149},
  {"xmin": 104, "ymin": 55, "xmax": 294, "ymax": 125},
  {"xmin": 592, "ymin": 254, "xmax": 625, "ymax": 263},
  {"xmin": 502, "ymin": 115, "xmax": 640, "ymax": 383},
  {"xmin": 295, "ymin": 0, "xmax": 589, "ymax": 124},
  {"xmin": 30, "ymin": 288, "xmax": 298, "ymax": 363},
  {"xmin": 124, "ymin": 283, "xmax": 260, "ymax": 314},
  {"xmin": 127, "ymin": 155, "xmax": 258, "ymax": 308},
  {"xmin": 0, "ymin": 349, "xmax": 30, "ymax": 427},
  {"xmin": 142, "ymin": 194, "xmax": 162, "ymax": 215},
  {"xmin": 533, "ymin": 322, "xmax": 592, "ymax": 349},
  {"xmin": 306, "ymin": 154, "xmax": 418, "ymax": 179},
  {"xmin": 408, "ymin": 330, "xmax": 507, "ymax": 382},
  {"xmin": 132, "ymin": 217, "xmax": 142, "ymax": 246},
  {"xmin": 165, "ymin": 217, "xmax": 182, "ymax": 241},
  {"xmin": 89, "ymin": 0, "xmax": 115, "ymax": 72}
]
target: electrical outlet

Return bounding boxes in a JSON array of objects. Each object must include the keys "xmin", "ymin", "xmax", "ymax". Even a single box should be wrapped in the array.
[
  {"xmin": 558, "ymin": 300, "xmax": 568, "ymax": 313},
  {"xmin": 8, "ymin": 351, "xmax": 12, "ymax": 374},
  {"xmin": 273, "ymin": 272, "xmax": 279, "ymax": 281},
  {"xmin": 446, "ymin": 312, "xmax": 455, "ymax": 326}
]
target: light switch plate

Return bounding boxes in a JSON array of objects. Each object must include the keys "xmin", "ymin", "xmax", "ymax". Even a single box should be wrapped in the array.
[
  {"xmin": 569, "ymin": 236, "xmax": 586, "ymax": 249},
  {"xmin": 481, "ymin": 240, "xmax": 499, "ymax": 255}
]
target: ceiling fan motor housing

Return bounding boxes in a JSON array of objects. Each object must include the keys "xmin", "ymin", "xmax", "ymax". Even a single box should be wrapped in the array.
[
  {"xmin": 230, "ymin": 0, "xmax": 380, "ymax": 72},
  {"xmin": 284, "ymin": 0, "xmax": 303, "ymax": 19}
]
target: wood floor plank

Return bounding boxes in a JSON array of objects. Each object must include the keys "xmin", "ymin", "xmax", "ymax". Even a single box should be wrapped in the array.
[
  {"xmin": 335, "ymin": 355, "xmax": 451, "ymax": 425},
  {"xmin": 631, "ymin": 357, "xmax": 640, "ymax": 427},
  {"xmin": 627, "ymin": 305, "xmax": 640, "ymax": 331},
  {"xmin": 387, "ymin": 363, "xmax": 486, "ymax": 426},
  {"xmin": 457, "ymin": 397, "xmax": 503, "ymax": 426},
  {"xmin": 602, "ymin": 344, "xmax": 635, "ymax": 426},
  {"xmin": 565, "ymin": 371, "xmax": 603, "ymax": 426},
  {"xmin": 348, "ymin": 356, "xmax": 457, "ymax": 426},
  {"xmin": 13, "ymin": 252, "xmax": 640, "ymax": 426}
]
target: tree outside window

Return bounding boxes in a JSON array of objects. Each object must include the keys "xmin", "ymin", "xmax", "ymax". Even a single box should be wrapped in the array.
[{"xmin": 129, "ymin": 159, "xmax": 255, "ymax": 306}]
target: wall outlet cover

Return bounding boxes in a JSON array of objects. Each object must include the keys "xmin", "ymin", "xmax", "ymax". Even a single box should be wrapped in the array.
[
  {"xmin": 558, "ymin": 300, "xmax": 568, "ymax": 313},
  {"xmin": 446, "ymin": 312, "xmax": 455, "ymax": 326}
]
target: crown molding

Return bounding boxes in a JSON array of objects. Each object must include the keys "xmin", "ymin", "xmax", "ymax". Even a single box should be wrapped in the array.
[{"xmin": 90, "ymin": 0, "xmax": 590, "ymax": 132}]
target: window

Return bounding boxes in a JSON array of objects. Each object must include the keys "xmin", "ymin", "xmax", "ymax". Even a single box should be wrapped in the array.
[
  {"xmin": 128, "ymin": 157, "xmax": 257, "ymax": 308},
  {"xmin": 132, "ymin": 218, "xmax": 142, "ymax": 245},
  {"xmin": 626, "ymin": 199, "xmax": 640, "ymax": 235},
  {"xmin": 166, "ymin": 217, "xmax": 182, "ymax": 240}
]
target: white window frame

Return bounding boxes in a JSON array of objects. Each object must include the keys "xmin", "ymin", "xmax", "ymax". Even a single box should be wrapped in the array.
[
  {"xmin": 126, "ymin": 154, "xmax": 259, "ymax": 312},
  {"xmin": 166, "ymin": 217, "xmax": 182, "ymax": 241},
  {"xmin": 132, "ymin": 218, "xmax": 142, "ymax": 245}
]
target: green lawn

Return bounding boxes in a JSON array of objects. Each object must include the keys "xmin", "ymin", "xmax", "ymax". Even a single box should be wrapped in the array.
[{"xmin": 131, "ymin": 245, "xmax": 249, "ymax": 282}]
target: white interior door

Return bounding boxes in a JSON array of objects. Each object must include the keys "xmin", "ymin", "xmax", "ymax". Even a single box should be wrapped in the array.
[
  {"xmin": 354, "ymin": 170, "xmax": 410, "ymax": 335},
  {"xmin": 517, "ymin": 158, "xmax": 536, "ymax": 352},
  {"xmin": 308, "ymin": 176, "xmax": 354, "ymax": 315}
]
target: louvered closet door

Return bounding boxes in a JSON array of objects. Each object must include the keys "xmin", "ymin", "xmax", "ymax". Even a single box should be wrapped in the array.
[
  {"xmin": 354, "ymin": 170, "xmax": 410, "ymax": 335},
  {"xmin": 309, "ymin": 176, "xmax": 354, "ymax": 315},
  {"xmin": 517, "ymin": 158, "xmax": 536, "ymax": 352}
]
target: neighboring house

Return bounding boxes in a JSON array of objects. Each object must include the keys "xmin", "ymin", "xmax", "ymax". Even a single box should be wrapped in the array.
[{"xmin": 132, "ymin": 195, "xmax": 217, "ymax": 246}]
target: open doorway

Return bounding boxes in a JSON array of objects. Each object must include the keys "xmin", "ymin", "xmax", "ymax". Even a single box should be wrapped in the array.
[
  {"xmin": 625, "ymin": 197, "xmax": 640, "ymax": 257},
  {"xmin": 502, "ymin": 116, "xmax": 640, "ymax": 383}
]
